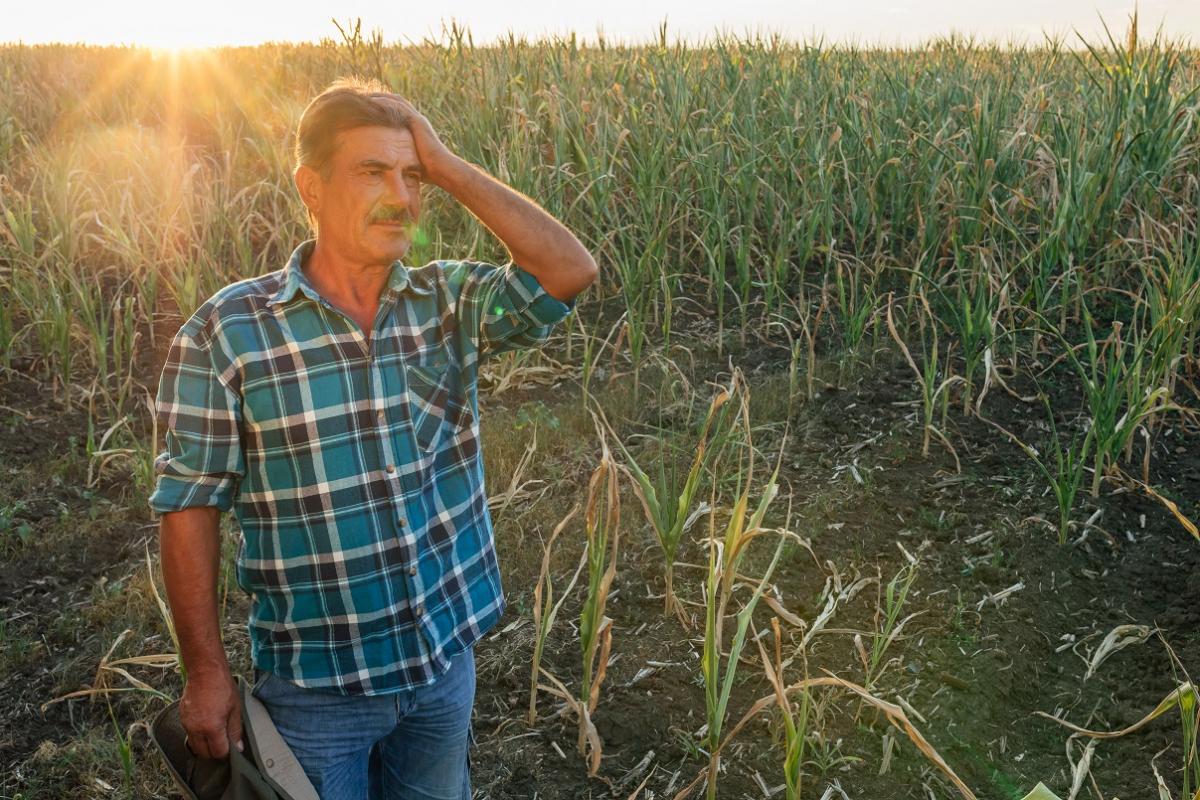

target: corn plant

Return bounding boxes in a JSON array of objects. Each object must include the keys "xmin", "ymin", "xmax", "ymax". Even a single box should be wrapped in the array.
[
  {"xmin": 756, "ymin": 617, "xmax": 812, "ymax": 800},
  {"xmin": 693, "ymin": 377, "xmax": 790, "ymax": 800},
  {"xmin": 1138, "ymin": 226, "xmax": 1200, "ymax": 405},
  {"xmin": 928, "ymin": 252, "xmax": 1005, "ymax": 415},
  {"xmin": 697, "ymin": 504, "xmax": 788, "ymax": 800},
  {"xmin": 860, "ymin": 561, "xmax": 921, "ymax": 693},
  {"xmin": 41, "ymin": 624, "xmax": 175, "ymax": 711},
  {"xmin": 1037, "ymin": 679, "xmax": 1199, "ymax": 800},
  {"xmin": 577, "ymin": 312, "xmax": 628, "ymax": 414},
  {"xmin": 0, "ymin": 306, "xmax": 11, "ymax": 372},
  {"xmin": 1161, "ymin": 630, "xmax": 1200, "ymax": 800},
  {"xmin": 527, "ymin": 504, "xmax": 584, "ymax": 726},
  {"xmin": 1058, "ymin": 307, "xmax": 1179, "ymax": 496},
  {"xmin": 579, "ymin": 441, "xmax": 619, "ymax": 710},
  {"xmin": 572, "ymin": 416, "xmax": 623, "ymax": 776},
  {"xmin": 984, "ymin": 392, "xmax": 1093, "ymax": 544},
  {"xmin": 132, "ymin": 389, "xmax": 160, "ymax": 498},
  {"xmin": 685, "ymin": 638, "xmax": 980, "ymax": 800},
  {"xmin": 1180, "ymin": 682, "xmax": 1200, "ymax": 800},
  {"xmin": 886, "ymin": 291, "xmax": 962, "ymax": 464},
  {"xmin": 597, "ymin": 374, "xmax": 738, "ymax": 624},
  {"xmin": 830, "ymin": 254, "xmax": 880, "ymax": 364}
]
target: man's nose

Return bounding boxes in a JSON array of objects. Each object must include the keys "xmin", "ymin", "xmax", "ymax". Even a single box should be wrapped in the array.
[{"xmin": 384, "ymin": 173, "xmax": 413, "ymax": 207}]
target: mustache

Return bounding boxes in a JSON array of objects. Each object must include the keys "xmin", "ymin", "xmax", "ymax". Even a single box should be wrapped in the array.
[{"xmin": 368, "ymin": 207, "xmax": 414, "ymax": 225}]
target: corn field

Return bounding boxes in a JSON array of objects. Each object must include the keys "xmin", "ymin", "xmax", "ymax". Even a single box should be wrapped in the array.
[
  {"xmin": 2, "ymin": 16, "xmax": 1200, "ymax": 800},
  {"xmin": 3, "ymin": 22, "xmax": 1200, "ymax": 499}
]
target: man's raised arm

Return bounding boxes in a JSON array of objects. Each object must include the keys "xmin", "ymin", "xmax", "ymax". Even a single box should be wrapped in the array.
[{"xmin": 380, "ymin": 95, "xmax": 599, "ymax": 303}]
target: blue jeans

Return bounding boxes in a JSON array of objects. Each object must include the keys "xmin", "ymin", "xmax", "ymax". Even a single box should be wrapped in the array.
[{"xmin": 251, "ymin": 646, "xmax": 476, "ymax": 800}]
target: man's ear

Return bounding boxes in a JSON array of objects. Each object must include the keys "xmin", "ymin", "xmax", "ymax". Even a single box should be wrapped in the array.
[{"xmin": 294, "ymin": 164, "xmax": 322, "ymax": 222}]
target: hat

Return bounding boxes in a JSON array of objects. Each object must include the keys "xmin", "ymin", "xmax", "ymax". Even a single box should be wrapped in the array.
[{"xmin": 151, "ymin": 676, "xmax": 318, "ymax": 800}]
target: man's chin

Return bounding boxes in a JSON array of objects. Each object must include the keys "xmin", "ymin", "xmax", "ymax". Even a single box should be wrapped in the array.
[
  {"xmin": 384, "ymin": 243, "xmax": 411, "ymax": 264},
  {"xmin": 367, "ymin": 229, "xmax": 412, "ymax": 261}
]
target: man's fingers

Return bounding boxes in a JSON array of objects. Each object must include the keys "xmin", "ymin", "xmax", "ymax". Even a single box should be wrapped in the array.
[
  {"xmin": 227, "ymin": 700, "xmax": 245, "ymax": 753},
  {"xmin": 193, "ymin": 727, "xmax": 228, "ymax": 760},
  {"xmin": 386, "ymin": 95, "xmax": 432, "ymax": 130},
  {"xmin": 374, "ymin": 92, "xmax": 416, "ymax": 118},
  {"xmin": 178, "ymin": 674, "xmax": 241, "ymax": 760}
]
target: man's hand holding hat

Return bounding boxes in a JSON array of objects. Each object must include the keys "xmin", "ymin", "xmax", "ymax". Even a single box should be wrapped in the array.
[{"xmin": 180, "ymin": 669, "xmax": 244, "ymax": 760}]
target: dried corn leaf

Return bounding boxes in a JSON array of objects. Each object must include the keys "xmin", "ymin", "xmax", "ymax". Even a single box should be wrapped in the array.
[
  {"xmin": 1065, "ymin": 738, "xmax": 1097, "ymax": 800},
  {"xmin": 1035, "ymin": 681, "xmax": 1197, "ymax": 739},
  {"xmin": 1084, "ymin": 624, "xmax": 1151, "ymax": 680},
  {"xmin": 675, "ymin": 672, "xmax": 978, "ymax": 800}
]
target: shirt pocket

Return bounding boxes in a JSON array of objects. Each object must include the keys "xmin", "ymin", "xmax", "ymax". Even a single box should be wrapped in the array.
[
  {"xmin": 240, "ymin": 378, "xmax": 287, "ymax": 453},
  {"xmin": 405, "ymin": 355, "xmax": 473, "ymax": 454}
]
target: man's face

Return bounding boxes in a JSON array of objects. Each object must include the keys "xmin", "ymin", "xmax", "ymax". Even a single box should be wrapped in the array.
[{"xmin": 298, "ymin": 125, "xmax": 423, "ymax": 268}]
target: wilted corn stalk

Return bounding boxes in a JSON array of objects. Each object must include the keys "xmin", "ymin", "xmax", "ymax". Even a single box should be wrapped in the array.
[
  {"xmin": 753, "ymin": 675, "xmax": 979, "ymax": 800},
  {"xmin": 1139, "ymin": 229, "xmax": 1200, "ymax": 400},
  {"xmin": 695, "ymin": 380, "xmax": 790, "ymax": 800},
  {"xmin": 1184, "ymin": 689, "xmax": 1200, "ymax": 800},
  {"xmin": 886, "ymin": 291, "xmax": 962, "ymax": 462},
  {"xmin": 861, "ymin": 561, "xmax": 921, "ymax": 693},
  {"xmin": 40, "ymin": 626, "xmax": 177, "ymax": 711},
  {"xmin": 574, "ymin": 413, "xmax": 622, "ymax": 775},
  {"xmin": 532, "ymin": 424, "xmax": 621, "ymax": 777},
  {"xmin": 578, "ymin": 311, "xmax": 630, "ymax": 413},
  {"xmin": 756, "ymin": 617, "xmax": 812, "ymax": 800},
  {"xmin": 528, "ymin": 503, "xmax": 584, "ymax": 726},
  {"xmin": 697, "ymin": 499, "xmax": 788, "ymax": 800},
  {"xmin": 597, "ymin": 373, "xmax": 738, "ymax": 624},
  {"xmin": 1036, "ymin": 680, "xmax": 1199, "ymax": 800},
  {"xmin": 1161, "ymin": 631, "xmax": 1198, "ymax": 800},
  {"xmin": 830, "ymin": 254, "xmax": 879, "ymax": 361}
]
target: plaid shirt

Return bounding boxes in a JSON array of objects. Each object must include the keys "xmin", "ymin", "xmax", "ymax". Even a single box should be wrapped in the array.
[{"xmin": 148, "ymin": 239, "xmax": 575, "ymax": 694}]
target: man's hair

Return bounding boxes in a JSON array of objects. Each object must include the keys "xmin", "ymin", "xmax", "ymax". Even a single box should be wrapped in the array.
[{"xmin": 294, "ymin": 77, "xmax": 410, "ymax": 229}]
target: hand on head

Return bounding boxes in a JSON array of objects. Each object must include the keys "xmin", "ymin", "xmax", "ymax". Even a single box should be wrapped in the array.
[{"xmin": 372, "ymin": 94, "xmax": 456, "ymax": 186}]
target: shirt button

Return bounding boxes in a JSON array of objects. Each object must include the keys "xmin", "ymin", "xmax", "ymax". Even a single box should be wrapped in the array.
[
  {"xmin": 386, "ymin": 463, "xmax": 395, "ymax": 474},
  {"xmin": 415, "ymin": 603, "xmax": 425, "ymax": 617},
  {"xmin": 377, "ymin": 409, "xmax": 385, "ymax": 422},
  {"xmin": 397, "ymin": 517, "xmax": 406, "ymax": 527},
  {"xmin": 409, "ymin": 565, "xmax": 417, "ymax": 576}
]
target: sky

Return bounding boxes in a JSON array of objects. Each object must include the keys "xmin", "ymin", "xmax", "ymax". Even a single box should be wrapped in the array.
[{"xmin": 3, "ymin": 0, "xmax": 1199, "ymax": 49}]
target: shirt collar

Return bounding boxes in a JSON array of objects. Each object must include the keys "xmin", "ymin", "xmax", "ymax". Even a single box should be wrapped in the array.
[{"xmin": 267, "ymin": 239, "xmax": 432, "ymax": 309}]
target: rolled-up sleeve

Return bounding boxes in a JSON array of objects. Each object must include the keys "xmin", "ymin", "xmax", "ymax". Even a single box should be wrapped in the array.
[
  {"xmin": 147, "ymin": 320, "xmax": 244, "ymax": 517},
  {"xmin": 446, "ymin": 260, "xmax": 577, "ymax": 359}
]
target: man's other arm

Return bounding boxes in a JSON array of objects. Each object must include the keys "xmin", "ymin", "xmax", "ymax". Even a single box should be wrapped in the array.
[
  {"xmin": 160, "ymin": 506, "xmax": 243, "ymax": 759},
  {"xmin": 148, "ymin": 312, "xmax": 247, "ymax": 759}
]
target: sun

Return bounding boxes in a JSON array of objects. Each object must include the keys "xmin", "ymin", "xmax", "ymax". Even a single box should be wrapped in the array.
[{"xmin": 148, "ymin": 44, "xmax": 215, "ymax": 60}]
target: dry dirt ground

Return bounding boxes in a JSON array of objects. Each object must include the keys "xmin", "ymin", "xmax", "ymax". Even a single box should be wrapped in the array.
[{"xmin": 1, "ymin": 335, "xmax": 1198, "ymax": 800}]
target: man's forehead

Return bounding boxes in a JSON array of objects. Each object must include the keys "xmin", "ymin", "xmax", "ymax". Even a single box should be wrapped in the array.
[{"xmin": 332, "ymin": 125, "xmax": 418, "ymax": 166}]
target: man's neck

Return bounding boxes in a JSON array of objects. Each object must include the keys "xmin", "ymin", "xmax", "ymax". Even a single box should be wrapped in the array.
[{"xmin": 304, "ymin": 239, "xmax": 392, "ymax": 310}]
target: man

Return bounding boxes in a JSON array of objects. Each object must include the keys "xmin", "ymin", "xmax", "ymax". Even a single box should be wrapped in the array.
[{"xmin": 148, "ymin": 77, "xmax": 598, "ymax": 799}]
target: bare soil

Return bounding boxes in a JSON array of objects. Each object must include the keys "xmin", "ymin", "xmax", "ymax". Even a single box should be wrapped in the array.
[{"xmin": 1, "ymin": 340, "xmax": 1197, "ymax": 800}]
